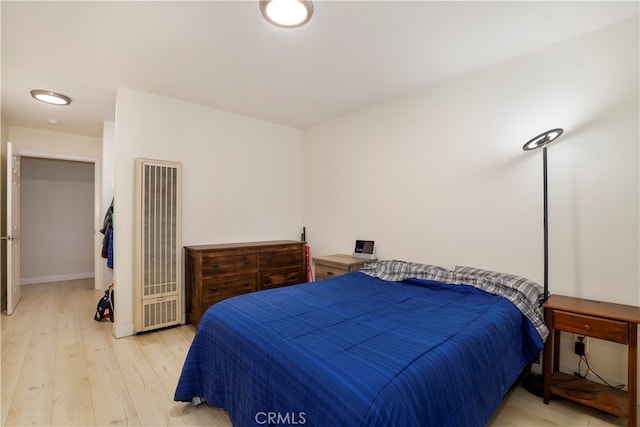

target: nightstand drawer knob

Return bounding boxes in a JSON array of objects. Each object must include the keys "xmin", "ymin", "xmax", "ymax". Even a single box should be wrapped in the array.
[
  {"xmin": 327, "ymin": 271, "xmax": 334, "ymax": 276},
  {"xmin": 584, "ymin": 324, "xmax": 591, "ymax": 332}
]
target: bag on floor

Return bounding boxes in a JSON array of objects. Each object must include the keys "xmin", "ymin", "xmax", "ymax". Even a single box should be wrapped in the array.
[{"xmin": 94, "ymin": 285, "xmax": 114, "ymax": 322}]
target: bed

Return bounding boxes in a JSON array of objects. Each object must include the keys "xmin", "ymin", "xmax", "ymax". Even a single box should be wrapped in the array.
[{"xmin": 175, "ymin": 261, "xmax": 547, "ymax": 426}]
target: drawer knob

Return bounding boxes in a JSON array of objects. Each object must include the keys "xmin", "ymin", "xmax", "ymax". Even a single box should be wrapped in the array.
[
  {"xmin": 209, "ymin": 287, "xmax": 218, "ymax": 292},
  {"xmin": 327, "ymin": 271, "xmax": 334, "ymax": 276},
  {"xmin": 584, "ymin": 324, "xmax": 591, "ymax": 332},
  {"xmin": 211, "ymin": 263, "xmax": 218, "ymax": 268}
]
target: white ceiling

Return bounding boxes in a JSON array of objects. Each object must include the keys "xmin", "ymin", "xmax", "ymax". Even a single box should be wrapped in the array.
[{"xmin": 2, "ymin": 1, "xmax": 638, "ymax": 138}]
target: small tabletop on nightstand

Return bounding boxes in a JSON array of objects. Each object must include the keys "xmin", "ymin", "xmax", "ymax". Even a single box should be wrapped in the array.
[
  {"xmin": 312, "ymin": 254, "xmax": 375, "ymax": 268},
  {"xmin": 543, "ymin": 294, "xmax": 640, "ymax": 324}
]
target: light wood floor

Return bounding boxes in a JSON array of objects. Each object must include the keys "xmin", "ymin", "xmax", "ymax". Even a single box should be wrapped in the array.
[{"xmin": 0, "ymin": 279, "xmax": 634, "ymax": 426}]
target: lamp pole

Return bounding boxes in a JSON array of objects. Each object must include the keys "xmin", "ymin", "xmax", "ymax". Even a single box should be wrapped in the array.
[
  {"xmin": 521, "ymin": 128, "xmax": 563, "ymax": 398},
  {"xmin": 543, "ymin": 146, "xmax": 548, "ymax": 303}
]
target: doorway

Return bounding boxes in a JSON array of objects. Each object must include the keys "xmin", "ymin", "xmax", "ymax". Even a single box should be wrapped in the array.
[
  {"xmin": 21, "ymin": 157, "xmax": 95, "ymax": 285},
  {"xmin": 12, "ymin": 150, "xmax": 102, "ymax": 292}
]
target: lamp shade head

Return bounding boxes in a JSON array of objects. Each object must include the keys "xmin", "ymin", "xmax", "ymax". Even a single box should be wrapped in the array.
[{"xmin": 523, "ymin": 128, "xmax": 564, "ymax": 151}]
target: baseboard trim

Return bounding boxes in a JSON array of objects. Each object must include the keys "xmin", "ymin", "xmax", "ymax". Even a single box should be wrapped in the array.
[
  {"xmin": 21, "ymin": 271, "xmax": 95, "ymax": 285},
  {"xmin": 113, "ymin": 322, "xmax": 135, "ymax": 338}
]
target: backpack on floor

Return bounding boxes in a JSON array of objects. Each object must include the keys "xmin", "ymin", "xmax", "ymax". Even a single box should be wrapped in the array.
[{"xmin": 94, "ymin": 285, "xmax": 114, "ymax": 322}]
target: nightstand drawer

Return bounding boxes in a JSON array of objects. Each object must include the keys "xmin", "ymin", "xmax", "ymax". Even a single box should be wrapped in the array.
[
  {"xmin": 315, "ymin": 263, "xmax": 348, "ymax": 279},
  {"xmin": 554, "ymin": 310, "xmax": 628, "ymax": 344}
]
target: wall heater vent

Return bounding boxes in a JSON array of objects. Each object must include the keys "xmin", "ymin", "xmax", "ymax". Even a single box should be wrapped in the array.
[{"xmin": 134, "ymin": 158, "xmax": 182, "ymax": 332}]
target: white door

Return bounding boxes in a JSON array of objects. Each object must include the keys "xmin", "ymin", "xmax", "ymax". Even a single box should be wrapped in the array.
[{"xmin": 6, "ymin": 143, "xmax": 21, "ymax": 315}]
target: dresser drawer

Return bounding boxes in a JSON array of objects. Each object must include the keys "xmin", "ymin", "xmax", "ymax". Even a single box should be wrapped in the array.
[
  {"xmin": 203, "ymin": 274, "xmax": 257, "ymax": 302},
  {"xmin": 553, "ymin": 310, "xmax": 628, "ymax": 344},
  {"xmin": 201, "ymin": 253, "xmax": 257, "ymax": 274},
  {"xmin": 259, "ymin": 248, "xmax": 303, "ymax": 269},
  {"xmin": 315, "ymin": 263, "xmax": 348, "ymax": 279},
  {"xmin": 262, "ymin": 266, "xmax": 305, "ymax": 290}
]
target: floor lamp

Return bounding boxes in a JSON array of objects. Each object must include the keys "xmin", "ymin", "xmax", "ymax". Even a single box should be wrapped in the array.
[{"xmin": 521, "ymin": 128, "xmax": 564, "ymax": 397}]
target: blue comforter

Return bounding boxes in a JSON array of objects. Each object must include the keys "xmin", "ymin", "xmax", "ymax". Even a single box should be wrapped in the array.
[{"xmin": 175, "ymin": 273, "xmax": 543, "ymax": 426}]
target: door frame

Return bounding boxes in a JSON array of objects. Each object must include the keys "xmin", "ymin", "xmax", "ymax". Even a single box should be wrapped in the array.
[{"xmin": 16, "ymin": 150, "xmax": 102, "ymax": 290}]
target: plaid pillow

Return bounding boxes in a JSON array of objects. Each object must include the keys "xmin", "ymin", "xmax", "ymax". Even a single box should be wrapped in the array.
[{"xmin": 360, "ymin": 260, "xmax": 454, "ymax": 283}]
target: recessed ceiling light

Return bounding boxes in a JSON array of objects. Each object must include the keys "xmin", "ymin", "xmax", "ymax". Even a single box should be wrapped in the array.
[
  {"xmin": 260, "ymin": 0, "xmax": 313, "ymax": 29},
  {"xmin": 30, "ymin": 89, "xmax": 72, "ymax": 106}
]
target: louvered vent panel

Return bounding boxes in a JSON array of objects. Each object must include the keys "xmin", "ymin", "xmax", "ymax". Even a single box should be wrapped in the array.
[
  {"xmin": 143, "ymin": 298, "xmax": 178, "ymax": 328},
  {"xmin": 135, "ymin": 158, "xmax": 182, "ymax": 332}
]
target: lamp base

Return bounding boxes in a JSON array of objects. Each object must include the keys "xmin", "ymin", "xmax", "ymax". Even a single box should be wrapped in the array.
[
  {"xmin": 521, "ymin": 372, "xmax": 544, "ymax": 398},
  {"xmin": 521, "ymin": 372, "xmax": 559, "ymax": 399}
]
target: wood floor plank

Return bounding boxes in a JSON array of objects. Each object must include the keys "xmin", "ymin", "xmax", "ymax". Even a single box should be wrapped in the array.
[
  {"xmin": 136, "ymin": 331, "xmax": 185, "ymax": 397},
  {"xmin": 0, "ymin": 327, "xmax": 32, "ymax": 426},
  {"xmin": 82, "ymin": 316, "xmax": 140, "ymax": 425},
  {"xmin": 109, "ymin": 332, "xmax": 185, "ymax": 426},
  {"xmin": 488, "ymin": 382, "xmax": 628, "ymax": 426},
  {"xmin": 56, "ymin": 310, "xmax": 83, "ymax": 348},
  {"xmin": 2, "ymin": 284, "xmax": 44, "ymax": 338},
  {"xmin": 157, "ymin": 325, "xmax": 195, "ymax": 364},
  {"xmin": 51, "ymin": 342, "xmax": 96, "ymax": 426},
  {"xmin": 4, "ymin": 283, "xmax": 60, "ymax": 426},
  {"xmin": 139, "ymin": 329, "xmax": 235, "ymax": 426},
  {"xmin": 4, "ymin": 339, "xmax": 55, "ymax": 425}
]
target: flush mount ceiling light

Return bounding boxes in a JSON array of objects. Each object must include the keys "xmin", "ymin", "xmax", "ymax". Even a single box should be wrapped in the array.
[
  {"xmin": 260, "ymin": 0, "xmax": 313, "ymax": 28},
  {"xmin": 30, "ymin": 89, "xmax": 72, "ymax": 106}
]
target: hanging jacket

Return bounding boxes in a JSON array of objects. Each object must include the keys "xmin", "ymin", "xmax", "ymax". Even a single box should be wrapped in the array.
[{"xmin": 100, "ymin": 199, "xmax": 114, "ymax": 259}]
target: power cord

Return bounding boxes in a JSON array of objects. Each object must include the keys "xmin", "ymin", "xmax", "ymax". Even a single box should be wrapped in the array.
[
  {"xmin": 552, "ymin": 349, "xmax": 624, "ymax": 400},
  {"xmin": 575, "ymin": 353, "xmax": 624, "ymax": 391}
]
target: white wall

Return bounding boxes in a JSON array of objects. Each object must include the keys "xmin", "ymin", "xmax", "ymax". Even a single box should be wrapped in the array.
[
  {"xmin": 1, "ymin": 117, "xmax": 8, "ymax": 310},
  {"xmin": 8, "ymin": 127, "xmax": 101, "ymax": 159},
  {"xmin": 304, "ymin": 18, "xmax": 639, "ymax": 385},
  {"xmin": 113, "ymin": 88, "xmax": 304, "ymax": 337},
  {"xmin": 101, "ymin": 121, "xmax": 115, "ymax": 289},
  {"xmin": 20, "ymin": 157, "xmax": 94, "ymax": 283}
]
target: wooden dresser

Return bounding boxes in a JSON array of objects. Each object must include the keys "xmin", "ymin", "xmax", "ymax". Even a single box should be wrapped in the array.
[{"xmin": 184, "ymin": 240, "xmax": 306, "ymax": 327}]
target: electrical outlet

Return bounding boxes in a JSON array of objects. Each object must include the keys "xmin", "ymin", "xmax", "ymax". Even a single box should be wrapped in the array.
[{"xmin": 574, "ymin": 335, "xmax": 588, "ymax": 355}]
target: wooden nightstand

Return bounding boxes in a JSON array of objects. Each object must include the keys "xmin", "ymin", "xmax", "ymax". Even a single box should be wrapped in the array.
[
  {"xmin": 543, "ymin": 294, "xmax": 640, "ymax": 426},
  {"xmin": 312, "ymin": 254, "xmax": 376, "ymax": 280}
]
